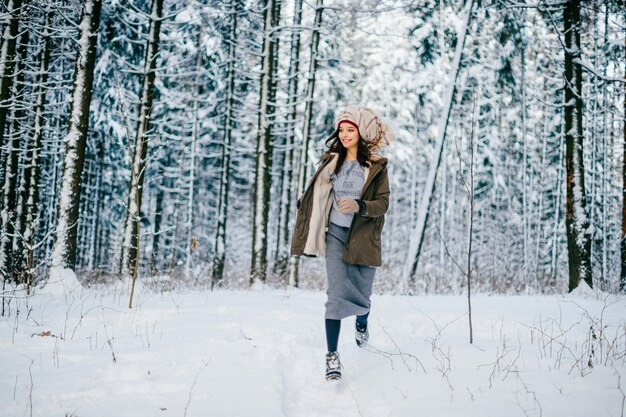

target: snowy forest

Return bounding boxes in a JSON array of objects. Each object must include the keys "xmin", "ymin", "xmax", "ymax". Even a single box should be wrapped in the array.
[
  {"xmin": 3, "ymin": 1, "xmax": 626, "ymax": 416},
  {"xmin": 0, "ymin": 0, "xmax": 625, "ymax": 298}
]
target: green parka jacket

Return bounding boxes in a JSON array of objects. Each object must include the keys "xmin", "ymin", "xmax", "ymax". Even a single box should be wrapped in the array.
[{"xmin": 290, "ymin": 152, "xmax": 390, "ymax": 267}]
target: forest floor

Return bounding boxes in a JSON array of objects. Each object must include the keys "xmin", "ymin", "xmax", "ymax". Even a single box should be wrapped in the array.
[{"xmin": 1, "ymin": 283, "xmax": 625, "ymax": 417}]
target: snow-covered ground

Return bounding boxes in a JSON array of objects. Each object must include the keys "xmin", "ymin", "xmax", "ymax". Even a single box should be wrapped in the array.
[{"xmin": 1, "ymin": 285, "xmax": 625, "ymax": 417}]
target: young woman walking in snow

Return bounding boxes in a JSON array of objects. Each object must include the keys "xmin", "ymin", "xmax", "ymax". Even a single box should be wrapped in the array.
[{"xmin": 291, "ymin": 106, "xmax": 394, "ymax": 381}]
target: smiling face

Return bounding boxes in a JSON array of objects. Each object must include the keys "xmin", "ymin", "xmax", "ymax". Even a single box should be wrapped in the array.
[{"xmin": 338, "ymin": 121, "xmax": 360, "ymax": 153}]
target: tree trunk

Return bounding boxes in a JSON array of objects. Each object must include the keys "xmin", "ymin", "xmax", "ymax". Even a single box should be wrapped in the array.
[
  {"xmin": 438, "ymin": 140, "xmax": 447, "ymax": 290},
  {"xmin": 563, "ymin": 0, "xmax": 592, "ymax": 291},
  {"xmin": 212, "ymin": 0, "xmax": 240, "ymax": 289},
  {"xmin": 120, "ymin": 0, "xmax": 164, "ymax": 278},
  {"xmin": 87, "ymin": 137, "xmax": 104, "ymax": 271},
  {"xmin": 6, "ymin": 25, "xmax": 30, "ymax": 283},
  {"xmin": 600, "ymin": 2, "xmax": 608, "ymax": 291},
  {"xmin": 621, "ymin": 28, "xmax": 626, "ymax": 292},
  {"xmin": 0, "ymin": 93, "xmax": 19, "ymax": 281},
  {"xmin": 0, "ymin": 0, "xmax": 23, "ymax": 161},
  {"xmin": 287, "ymin": 0, "xmax": 324, "ymax": 287},
  {"xmin": 402, "ymin": 0, "xmax": 474, "ymax": 291},
  {"xmin": 0, "ymin": 22, "xmax": 28, "ymax": 282},
  {"xmin": 534, "ymin": 107, "xmax": 548, "ymax": 283},
  {"xmin": 520, "ymin": 43, "xmax": 529, "ymax": 291},
  {"xmin": 150, "ymin": 164, "xmax": 165, "ymax": 274},
  {"xmin": 589, "ymin": 3, "xmax": 599, "ymax": 288},
  {"xmin": 20, "ymin": 6, "xmax": 52, "ymax": 290},
  {"xmin": 275, "ymin": 0, "xmax": 303, "ymax": 284},
  {"xmin": 467, "ymin": 89, "xmax": 477, "ymax": 344},
  {"xmin": 251, "ymin": 0, "xmax": 282, "ymax": 285},
  {"xmin": 50, "ymin": 0, "xmax": 102, "ymax": 274},
  {"xmin": 184, "ymin": 30, "xmax": 203, "ymax": 278}
]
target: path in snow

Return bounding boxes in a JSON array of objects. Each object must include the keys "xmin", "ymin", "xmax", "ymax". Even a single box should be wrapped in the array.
[{"xmin": 1, "ymin": 287, "xmax": 625, "ymax": 417}]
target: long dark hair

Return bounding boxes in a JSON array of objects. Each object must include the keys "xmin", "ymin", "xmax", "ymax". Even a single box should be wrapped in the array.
[{"xmin": 324, "ymin": 128, "xmax": 371, "ymax": 175}]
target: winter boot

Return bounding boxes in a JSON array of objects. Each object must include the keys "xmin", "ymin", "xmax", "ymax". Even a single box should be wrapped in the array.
[
  {"xmin": 355, "ymin": 321, "xmax": 369, "ymax": 348},
  {"xmin": 325, "ymin": 351, "xmax": 342, "ymax": 381}
]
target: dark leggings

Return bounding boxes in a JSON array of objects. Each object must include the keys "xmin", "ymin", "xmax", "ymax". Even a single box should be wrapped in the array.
[{"xmin": 325, "ymin": 312, "xmax": 369, "ymax": 352}]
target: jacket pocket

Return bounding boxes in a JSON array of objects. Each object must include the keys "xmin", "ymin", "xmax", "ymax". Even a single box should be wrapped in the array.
[{"xmin": 370, "ymin": 217, "xmax": 382, "ymax": 242}]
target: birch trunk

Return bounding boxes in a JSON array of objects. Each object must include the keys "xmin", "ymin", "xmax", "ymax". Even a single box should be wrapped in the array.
[
  {"xmin": 287, "ymin": 0, "xmax": 324, "ymax": 287},
  {"xmin": 563, "ymin": 0, "xmax": 592, "ymax": 291},
  {"xmin": 251, "ymin": 0, "xmax": 282, "ymax": 285},
  {"xmin": 120, "ymin": 0, "xmax": 164, "ymax": 279},
  {"xmin": 402, "ymin": 0, "xmax": 474, "ymax": 291},
  {"xmin": 50, "ymin": 0, "xmax": 102, "ymax": 275}
]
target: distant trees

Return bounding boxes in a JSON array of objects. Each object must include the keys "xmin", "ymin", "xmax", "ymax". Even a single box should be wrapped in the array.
[
  {"xmin": 0, "ymin": 0, "xmax": 622, "ymax": 295},
  {"xmin": 398, "ymin": 0, "xmax": 624, "ymax": 294}
]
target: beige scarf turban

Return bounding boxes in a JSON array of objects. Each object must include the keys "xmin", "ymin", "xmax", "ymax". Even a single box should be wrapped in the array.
[{"xmin": 335, "ymin": 106, "xmax": 395, "ymax": 149}]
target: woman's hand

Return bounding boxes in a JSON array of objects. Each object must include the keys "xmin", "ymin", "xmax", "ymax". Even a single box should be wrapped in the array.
[{"xmin": 337, "ymin": 198, "xmax": 359, "ymax": 213}]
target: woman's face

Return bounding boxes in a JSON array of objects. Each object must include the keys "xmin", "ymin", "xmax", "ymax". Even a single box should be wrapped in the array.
[{"xmin": 338, "ymin": 122, "xmax": 360, "ymax": 152}]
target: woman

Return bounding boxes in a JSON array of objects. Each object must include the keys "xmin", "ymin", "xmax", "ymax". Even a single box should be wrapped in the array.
[{"xmin": 291, "ymin": 106, "xmax": 393, "ymax": 381}]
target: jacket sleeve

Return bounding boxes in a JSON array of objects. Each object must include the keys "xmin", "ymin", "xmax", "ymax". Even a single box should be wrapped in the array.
[{"xmin": 356, "ymin": 166, "xmax": 389, "ymax": 218}]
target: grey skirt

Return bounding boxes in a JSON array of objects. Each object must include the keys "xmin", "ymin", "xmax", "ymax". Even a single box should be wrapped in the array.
[{"xmin": 325, "ymin": 222, "xmax": 376, "ymax": 320}]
